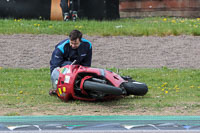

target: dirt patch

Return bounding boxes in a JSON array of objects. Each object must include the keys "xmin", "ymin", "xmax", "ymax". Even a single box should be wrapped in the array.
[
  {"xmin": 0, "ymin": 34, "xmax": 200, "ymax": 69},
  {"xmin": 1, "ymin": 103, "xmax": 200, "ymax": 116}
]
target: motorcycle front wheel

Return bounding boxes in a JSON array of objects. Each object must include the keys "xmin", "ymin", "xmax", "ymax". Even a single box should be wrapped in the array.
[{"xmin": 122, "ymin": 82, "xmax": 148, "ymax": 96}]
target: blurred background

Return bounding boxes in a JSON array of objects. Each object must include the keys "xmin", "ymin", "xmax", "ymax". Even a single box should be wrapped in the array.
[{"xmin": 0, "ymin": 0, "xmax": 200, "ymax": 20}]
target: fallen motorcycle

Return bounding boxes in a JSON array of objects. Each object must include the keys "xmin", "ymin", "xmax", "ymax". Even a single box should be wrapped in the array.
[{"xmin": 50, "ymin": 65, "xmax": 148, "ymax": 101}]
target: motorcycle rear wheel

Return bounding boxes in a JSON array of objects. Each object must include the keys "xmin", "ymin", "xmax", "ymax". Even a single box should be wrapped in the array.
[
  {"xmin": 83, "ymin": 81, "xmax": 123, "ymax": 96},
  {"xmin": 122, "ymin": 82, "xmax": 148, "ymax": 96}
]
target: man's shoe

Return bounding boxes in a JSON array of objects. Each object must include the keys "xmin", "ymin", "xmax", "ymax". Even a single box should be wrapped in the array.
[
  {"xmin": 63, "ymin": 12, "xmax": 70, "ymax": 21},
  {"xmin": 72, "ymin": 11, "xmax": 78, "ymax": 21},
  {"xmin": 49, "ymin": 89, "xmax": 57, "ymax": 96}
]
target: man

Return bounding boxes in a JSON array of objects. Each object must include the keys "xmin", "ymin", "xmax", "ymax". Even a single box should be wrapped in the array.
[
  {"xmin": 60, "ymin": 0, "xmax": 78, "ymax": 21},
  {"xmin": 50, "ymin": 30, "xmax": 92, "ymax": 74}
]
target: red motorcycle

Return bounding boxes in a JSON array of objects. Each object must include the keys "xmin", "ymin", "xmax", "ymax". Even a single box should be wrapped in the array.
[{"xmin": 50, "ymin": 64, "xmax": 148, "ymax": 101}]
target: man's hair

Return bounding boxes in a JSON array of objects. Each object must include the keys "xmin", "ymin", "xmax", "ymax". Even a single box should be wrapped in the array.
[{"xmin": 69, "ymin": 30, "xmax": 82, "ymax": 41}]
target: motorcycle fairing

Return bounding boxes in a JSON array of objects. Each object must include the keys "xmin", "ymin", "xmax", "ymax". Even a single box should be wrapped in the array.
[{"xmin": 56, "ymin": 65, "xmax": 126, "ymax": 101}]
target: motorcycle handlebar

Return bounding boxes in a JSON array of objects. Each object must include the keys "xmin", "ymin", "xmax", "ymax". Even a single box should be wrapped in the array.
[{"xmin": 71, "ymin": 60, "xmax": 77, "ymax": 65}]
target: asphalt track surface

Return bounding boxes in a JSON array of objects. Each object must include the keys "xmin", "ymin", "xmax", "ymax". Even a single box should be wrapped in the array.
[
  {"xmin": 0, "ymin": 116, "xmax": 200, "ymax": 132},
  {"xmin": 0, "ymin": 130, "xmax": 199, "ymax": 133}
]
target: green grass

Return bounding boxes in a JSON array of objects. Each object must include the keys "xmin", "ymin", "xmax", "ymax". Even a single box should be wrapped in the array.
[
  {"xmin": 0, "ymin": 17, "xmax": 200, "ymax": 36},
  {"xmin": 0, "ymin": 67, "xmax": 199, "ymax": 115}
]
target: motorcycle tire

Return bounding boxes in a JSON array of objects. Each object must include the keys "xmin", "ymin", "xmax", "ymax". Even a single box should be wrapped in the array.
[
  {"xmin": 122, "ymin": 82, "xmax": 148, "ymax": 96},
  {"xmin": 83, "ymin": 81, "xmax": 123, "ymax": 96}
]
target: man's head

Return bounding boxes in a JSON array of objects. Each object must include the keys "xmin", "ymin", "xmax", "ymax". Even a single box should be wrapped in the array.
[{"xmin": 69, "ymin": 30, "xmax": 82, "ymax": 49}]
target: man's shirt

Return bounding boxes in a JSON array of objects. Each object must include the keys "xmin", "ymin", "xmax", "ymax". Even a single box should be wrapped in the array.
[{"xmin": 50, "ymin": 38, "xmax": 92, "ymax": 73}]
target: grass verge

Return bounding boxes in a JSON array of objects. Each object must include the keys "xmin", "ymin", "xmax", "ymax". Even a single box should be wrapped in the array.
[
  {"xmin": 0, "ymin": 17, "xmax": 200, "ymax": 36},
  {"xmin": 0, "ymin": 67, "xmax": 199, "ymax": 116}
]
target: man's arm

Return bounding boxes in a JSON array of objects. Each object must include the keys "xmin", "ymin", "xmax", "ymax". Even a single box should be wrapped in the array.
[
  {"xmin": 81, "ymin": 47, "xmax": 92, "ymax": 67},
  {"xmin": 50, "ymin": 48, "xmax": 64, "ymax": 74}
]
